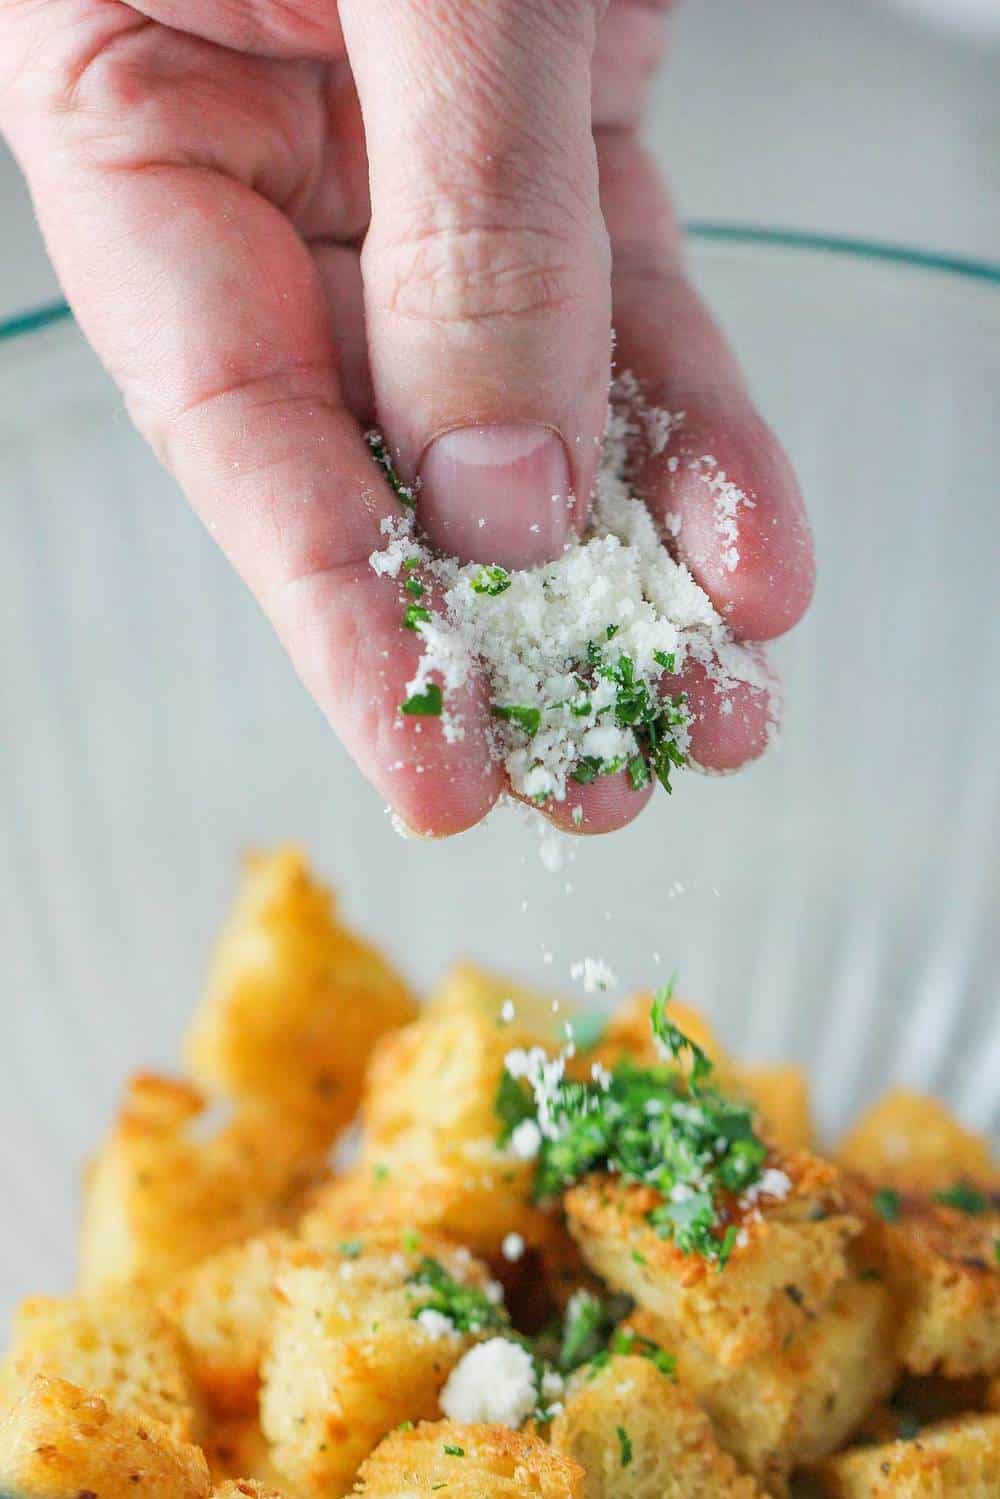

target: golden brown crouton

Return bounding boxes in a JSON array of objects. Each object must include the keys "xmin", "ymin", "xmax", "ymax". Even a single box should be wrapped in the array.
[
  {"xmin": 353, "ymin": 1421, "xmax": 583, "ymax": 1499},
  {"xmin": 79, "ymin": 1074, "xmax": 323, "ymax": 1293},
  {"xmin": 855, "ymin": 1189, "xmax": 1000, "ymax": 1376},
  {"xmin": 0, "ymin": 1374, "xmax": 210, "ymax": 1499},
  {"xmin": 628, "ymin": 1270, "xmax": 898, "ymax": 1494},
  {"xmin": 186, "ymin": 848, "xmax": 415, "ymax": 1151},
  {"xmin": 213, "ymin": 1483, "xmax": 286, "ymax": 1499},
  {"xmin": 809, "ymin": 1412, "xmax": 1000, "ymax": 1496},
  {"xmin": 837, "ymin": 1091, "xmax": 996, "ymax": 1194},
  {"xmin": 550, "ymin": 1354, "xmax": 761, "ymax": 1499},
  {"xmin": 0, "ymin": 1289, "xmax": 200, "ymax": 1441},
  {"xmin": 260, "ymin": 1238, "xmax": 497, "ymax": 1498},
  {"xmin": 162, "ymin": 1232, "xmax": 296, "ymax": 1417},
  {"xmin": 589, "ymin": 995, "xmax": 729, "ymax": 1077},
  {"xmin": 565, "ymin": 1154, "xmax": 860, "ymax": 1368},
  {"xmin": 729, "ymin": 1063, "xmax": 815, "ymax": 1152},
  {"xmin": 428, "ymin": 963, "xmax": 570, "ymax": 1042},
  {"xmin": 203, "ymin": 1417, "xmax": 291, "ymax": 1493}
]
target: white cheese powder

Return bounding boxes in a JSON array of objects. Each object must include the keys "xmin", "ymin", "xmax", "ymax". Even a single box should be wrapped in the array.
[
  {"xmin": 369, "ymin": 378, "xmax": 771, "ymax": 802},
  {"xmin": 440, "ymin": 1338, "xmax": 538, "ymax": 1428}
]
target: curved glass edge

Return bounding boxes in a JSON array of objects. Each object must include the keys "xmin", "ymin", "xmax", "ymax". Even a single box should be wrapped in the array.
[{"xmin": 3, "ymin": 223, "xmax": 999, "ymax": 347}]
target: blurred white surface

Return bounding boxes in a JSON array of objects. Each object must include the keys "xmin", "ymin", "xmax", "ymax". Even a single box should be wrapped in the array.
[{"xmin": 1, "ymin": 0, "xmax": 999, "ymax": 1318}]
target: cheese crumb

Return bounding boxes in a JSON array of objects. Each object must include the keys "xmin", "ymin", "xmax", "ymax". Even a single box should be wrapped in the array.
[
  {"xmin": 570, "ymin": 956, "xmax": 618, "ymax": 994},
  {"xmin": 440, "ymin": 1338, "xmax": 538, "ymax": 1428},
  {"xmin": 501, "ymin": 1232, "xmax": 526, "ymax": 1262},
  {"xmin": 417, "ymin": 1308, "xmax": 458, "ymax": 1339},
  {"xmin": 509, "ymin": 1119, "xmax": 542, "ymax": 1160}
]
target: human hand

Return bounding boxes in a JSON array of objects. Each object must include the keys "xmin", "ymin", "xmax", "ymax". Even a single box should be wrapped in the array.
[{"xmin": 0, "ymin": 0, "xmax": 813, "ymax": 836}]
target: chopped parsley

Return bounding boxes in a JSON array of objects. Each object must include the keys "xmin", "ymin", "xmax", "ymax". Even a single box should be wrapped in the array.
[
  {"xmin": 338, "ymin": 1240, "xmax": 363, "ymax": 1259},
  {"xmin": 557, "ymin": 1290, "xmax": 622, "ymax": 1374},
  {"xmin": 372, "ymin": 1163, "xmax": 391, "ymax": 1182},
  {"xmin": 471, "ymin": 565, "xmax": 511, "ymax": 596},
  {"xmin": 590, "ymin": 1327, "xmax": 676, "ymax": 1380},
  {"xmin": 400, "ymin": 684, "xmax": 443, "ymax": 717},
  {"xmin": 933, "ymin": 1181, "xmax": 988, "ymax": 1215},
  {"xmin": 872, "ymin": 1188, "xmax": 901, "ymax": 1223},
  {"xmin": 401, "ymin": 1228, "xmax": 421, "ymax": 1254},
  {"xmin": 570, "ymin": 643, "xmax": 688, "ymax": 792},
  {"xmin": 616, "ymin": 1427, "xmax": 633, "ymax": 1467},
  {"xmin": 367, "ymin": 431, "xmax": 417, "ymax": 510},
  {"xmin": 396, "ymin": 1421, "xmax": 414, "ymax": 1433},
  {"xmin": 405, "ymin": 574, "xmax": 426, "ymax": 598},
  {"xmin": 496, "ymin": 993, "xmax": 767, "ymax": 1265},
  {"xmin": 492, "ymin": 704, "xmax": 542, "ymax": 737},
  {"xmin": 403, "ymin": 604, "xmax": 432, "ymax": 631},
  {"xmin": 442, "ymin": 1445, "xmax": 465, "ymax": 1458},
  {"xmin": 407, "ymin": 1258, "xmax": 508, "ymax": 1336}
]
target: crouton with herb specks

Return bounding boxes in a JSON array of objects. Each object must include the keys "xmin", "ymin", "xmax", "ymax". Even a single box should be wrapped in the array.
[
  {"xmin": 186, "ymin": 848, "xmax": 415, "ymax": 1151},
  {"xmin": 260, "ymin": 1237, "xmax": 500, "ymax": 1498},
  {"xmin": 0, "ymin": 1289, "xmax": 200, "ymax": 1440},
  {"xmin": 354, "ymin": 1421, "xmax": 583, "ymax": 1499},
  {"xmin": 628, "ymin": 1269, "xmax": 898, "ymax": 1495},
  {"xmin": 0, "ymin": 1374, "xmax": 210, "ymax": 1499},
  {"xmin": 79, "ymin": 1073, "xmax": 323, "ymax": 1293},
  {"xmin": 809, "ymin": 1412, "xmax": 1000, "ymax": 1496},
  {"xmin": 551, "ymin": 1354, "xmax": 762, "ymax": 1499},
  {"xmin": 837, "ymin": 1090, "xmax": 996, "ymax": 1194},
  {"xmin": 565, "ymin": 1152, "xmax": 860, "ymax": 1368}
]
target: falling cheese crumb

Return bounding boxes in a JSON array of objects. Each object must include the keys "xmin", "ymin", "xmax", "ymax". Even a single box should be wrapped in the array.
[{"xmin": 440, "ymin": 1338, "xmax": 538, "ymax": 1428}]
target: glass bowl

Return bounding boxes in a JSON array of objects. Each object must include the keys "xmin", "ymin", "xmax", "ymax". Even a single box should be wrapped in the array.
[{"xmin": 1, "ymin": 228, "xmax": 998, "ymax": 1322}]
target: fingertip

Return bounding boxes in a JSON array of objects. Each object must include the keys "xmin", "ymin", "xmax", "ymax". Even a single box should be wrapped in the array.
[
  {"xmin": 679, "ymin": 654, "xmax": 780, "ymax": 772},
  {"xmin": 534, "ymin": 769, "xmax": 654, "ymax": 835}
]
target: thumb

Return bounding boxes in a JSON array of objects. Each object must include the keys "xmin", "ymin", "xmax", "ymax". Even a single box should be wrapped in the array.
[{"xmin": 339, "ymin": 0, "xmax": 611, "ymax": 568}]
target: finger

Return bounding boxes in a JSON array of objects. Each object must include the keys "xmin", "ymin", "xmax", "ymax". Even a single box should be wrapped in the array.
[
  {"xmin": 599, "ymin": 130, "xmax": 815, "ymax": 641},
  {"xmin": 338, "ymin": 0, "xmax": 612, "ymax": 568},
  {"xmin": 5, "ymin": 91, "xmax": 500, "ymax": 834},
  {"xmin": 122, "ymin": 0, "xmax": 345, "ymax": 58},
  {"xmin": 591, "ymin": 0, "xmax": 672, "ymax": 129},
  {"xmin": 311, "ymin": 242, "xmax": 375, "ymax": 425}
]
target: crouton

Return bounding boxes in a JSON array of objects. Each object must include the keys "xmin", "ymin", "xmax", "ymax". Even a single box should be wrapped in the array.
[
  {"xmin": 79, "ymin": 1074, "xmax": 323, "ymax": 1293},
  {"xmin": 0, "ymin": 1374, "xmax": 210, "ymax": 1499},
  {"xmin": 162, "ymin": 1232, "xmax": 296, "ymax": 1417},
  {"xmin": 809, "ymin": 1412, "xmax": 1000, "ymax": 1496},
  {"xmin": 589, "ymin": 995, "xmax": 729, "ymax": 1077},
  {"xmin": 837, "ymin": 1091, "xmax": 996, "ymax": 1194},
  {"xmin": 186, "ymin": 848, "xmax": 415, "ymax": 1151},
  {"xmin": 203, "ymin": 1419, "xmax": 290, "ymax": 1492},
  {"xmin": 0, "ymin": 1289, "xmax": 200, "ymax": 1441},
  {"xmin": 428, "ymin": 963, "xmax": 569, "ymax": 1043},
  {"xmin": 260, "ymin": 1238, "xmax": 498, "ymax": 1498},
  {"xmin": 627, "ymin": 1269, "xmax": 898, "ymax": 1494},
  {"xmin": 729, "ymin": 1063, "xmax": 815, "ymax": 1152},
  {"xmin": 565, "ymin": 1153, "xmax": 860, "ymax": 1367},
  {"xmin": 550, "ymin": 1354, "xmax": 761, "ymax": 1499},
  {"xmin": 213, "ymin": 1484, "xmax": 286, "ymax": 1499},
  {"xmin": 855, "ymin": 1187, "xmax": 1000, "ymax": 1376},
  {"xmin": 354, "ymin": 1421, "xmax": 583, "ymax": 1499}
]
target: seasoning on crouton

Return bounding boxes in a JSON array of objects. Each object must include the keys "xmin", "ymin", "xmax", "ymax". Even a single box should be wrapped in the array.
[
  {"xmin": 260, "ymin": 1238, "xmax": 501, "ymax": 1498},
  {"xmin": 0, "ymin": 1373, "xmax": 210, "ymax": 1499},
  {"xmin": 0, "ymin": 1289, "xmax": 200, "ymax": 1440},
  {"xmin": 162, "ymin": 1232, "xmax": 295, "ymax": 1417},
  {"xmin": 729, "ymin": 1063, "xmax": 815, "ymax": 1152},
  {"xmin": 837, "ymin": 1090, "xmax": 996, "ymax": 1194},
  {"xmin": 855, "ymin": 1186, "xmax": 1000, "ymax": 1376},
  {"xmin": 186, "ymin": 848, "xmax": 415, "ymax": 1151},
  {"xmin": 565, "ymin": 1152, "xmax": 860, "ymax": 1368},
  {"xmin": 551, "ymin": 1353, "xmax": 762, "ymax": 1499},
  {"xmin": 809, "ymin": 1412, "xmax": 1000, "ymax": 1497},
  {"xmin": 627, "ymin": 1268, "xmax": 898, "ymax": 1495},
  {"xmin": 354, "ymin": 1420, "xmax": 583, "ymax": 1499},
  {"xmin": 79, "ymin": 1074, "xmax": 323, "ymax": 1293}
]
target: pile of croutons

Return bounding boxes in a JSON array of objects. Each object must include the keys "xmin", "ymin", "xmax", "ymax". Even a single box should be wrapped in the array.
[{"xmin": 1, "ymin": 847, "xmax": 997, "ymax": 1499}]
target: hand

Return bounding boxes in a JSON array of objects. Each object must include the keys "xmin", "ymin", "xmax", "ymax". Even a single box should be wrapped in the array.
[{"xmin": 0, "ymin": 0, "xmax": 813, "ymax": 836}]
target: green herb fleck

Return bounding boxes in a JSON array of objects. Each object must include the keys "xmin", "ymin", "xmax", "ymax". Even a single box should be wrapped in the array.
[
  {"xmin": 627, "ymin": 754, "xmax": 651, "ymax": 792},
  {"xmin": 471, "ymin": 565, "xmax": 511, "ymax": 596},
  {"xmin": 403, "ymin": 604, "xmax": 432, "ymax": 631},
  {"xmin": 616, "ymin": 1427, "xmax": 632, "ymax": 1467},
  {"xmin": 396, "ymin": 1421, "xmax": 414, "ymax": 1433},
  {"xmin": 367, "ymin": 431, "xmax": 417, "ymax": 510},
  {"xmin": 400, "ymin": 684, "xmax": 443, "ymax": 717},
  {"xmin": 405, "ymin": 574, "xmax": 426, "ymax": 597},
  {"xmin": 373, "ymin": 1164, "xmax": 391, "ymax": 1183},
  {"xmin": 401, "ymin": 1228, "xmax": 421, "ymax": 1254},
  {"xmin": 872, "ymin": 1188, "xmax": 901, "ymax": 1223},
  {"xmin": 653, "ymin": 650, "xmax": 676, "ymax": 673},
  {"xmin": 897, "ymin": 1410, "xmax": 921, "ymax": 1441},
  {"xmin": 338, "ymin": 1240, "xmax": 363, "ymax": 1260},
  {"xmin": 492, "ymin": 704, "xmax": 541, "ymax": 737},
  {"xmin": 933, "ymin": 1182, "xmax": 988, "ymax": 1215},
  {"xmin": 650, "ymin": 985, "xmax": 712, "ymax": 1090},
  {"xmin": 443, "ymin": 1445, "xmax": 465, "ymax": 1458},
  {"xmin": 407, "ymin": 1258, "xmax": 508, "ymax": 1336}
]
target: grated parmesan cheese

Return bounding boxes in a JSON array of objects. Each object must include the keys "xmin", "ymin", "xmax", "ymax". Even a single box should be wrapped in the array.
[
  {"xmin": 501, "ymin": 1232, "xmax": 526, "ymax": 1262},
  {"xmin": 369, "ymin": 378, "xmax": 771, "ymax": 800},
  {"xmin": 569, "ymin": 956, "xmax": 618, "ymax": 994},
  {"xmin": 440, "ymin": 1338, "xmax": 538, "ymax": 1428}
]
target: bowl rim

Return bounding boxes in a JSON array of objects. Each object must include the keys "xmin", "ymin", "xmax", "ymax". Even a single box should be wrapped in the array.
[{"xmin": 3, "ymin": 222, "xmax": 999, "ymax": 348}]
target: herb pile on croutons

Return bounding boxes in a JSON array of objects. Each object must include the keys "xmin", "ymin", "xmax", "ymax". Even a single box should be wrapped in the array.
[{"xmin": 1, "ymin": 847, "xmax": 998, "ymax": 1499}]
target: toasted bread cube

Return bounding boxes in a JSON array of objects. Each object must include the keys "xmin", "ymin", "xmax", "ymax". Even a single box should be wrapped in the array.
[
  {"xmin": 79, "ymin": 1074, "xmax": 322, "ymax": 1293},
  {"xmin": 837, "ymin": 1091, "xmax": 996, "ymax": 1194},
  {"xmin": 551, "ymin": 1354, "xmax": 761, "ymax": 1499},
  {"xmin": 589, "ymin": 994, "xmax": 729, "ymax": 1077},
  {"xmin": 213, "ymin": 1484, "xmax": 286, "ymax": 1499},
  {"xmin": 354, "ymin": 1421, "xmax": 583, "ymax": 1499},
  {"xmin": 428, "ymin": 963, "xmax": 571, "ymax": 1041},
  {"xmin": 809, "ymin": 1413, "xmax": 1000, "ymax": 1497},
  {"xmin": 186, "ymin": 849, "xmax": 415, "ymax": 1150},
  {"xmin": 260, "ymin": 1238, "xmax": 496, "ymax": 1498},
  {"xmin": 628, "ymin": 1269, "xmax": 898, "ymax": 1494},
  {"xmin": 162, "ymin": 1232, "xmax": 296, "ymax": 1417},
  {"xmin": 729, "ymin": 1063, "xmax": 814, "ymax": 1152},
  {"xmin": 856, "ymin": 1191, "xmax": 1000, "ymax": 1376},
  {"xmin": 565, "ymin": 1154, "xmax": 860, "ymax": 1368},
  {"xmin": 0, "ymin": 1374, "xmax": 210, "ymax": 1499},
  {"xmin": 0, "ymin": 1290, "xmax": 199, "ymax": 1440}
]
